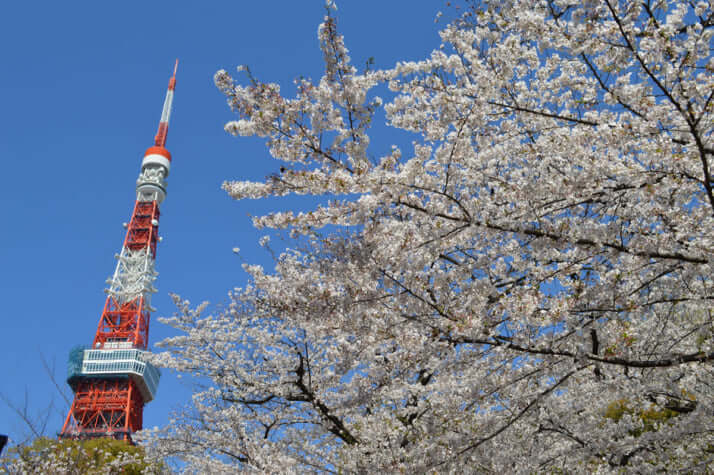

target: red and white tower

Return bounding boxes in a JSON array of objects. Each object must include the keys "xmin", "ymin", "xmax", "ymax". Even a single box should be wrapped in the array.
[{"xmin": 60, "ymin": 61, "xmax": 178, "ymax": 442}]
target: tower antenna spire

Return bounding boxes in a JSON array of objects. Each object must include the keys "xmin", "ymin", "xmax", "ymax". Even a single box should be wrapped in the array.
[{"xmin": 154, "ymin": 59, "xmax": 178, "ymax": 147}]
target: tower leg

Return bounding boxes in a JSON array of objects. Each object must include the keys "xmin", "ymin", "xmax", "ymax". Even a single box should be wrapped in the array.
[{"xmin": 60, "ymin": 379, "xmax": 144, "ymax": 442}]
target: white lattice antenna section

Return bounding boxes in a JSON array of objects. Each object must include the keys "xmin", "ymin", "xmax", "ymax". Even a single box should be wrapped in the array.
[{"xmin": 106, "ymin": 248, "xmax": 157, "ymax": 308}]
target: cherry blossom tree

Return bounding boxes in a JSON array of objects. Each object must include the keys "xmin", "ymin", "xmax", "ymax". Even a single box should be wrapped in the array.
[{"xmin": 140, "ymin": 1, "xmax": 714, "ymax": 472}]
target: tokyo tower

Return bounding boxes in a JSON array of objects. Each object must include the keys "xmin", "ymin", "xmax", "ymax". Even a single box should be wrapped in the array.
[{"xmin": 60, "ymin": 61, "xmax": 178, "ymax": 442}]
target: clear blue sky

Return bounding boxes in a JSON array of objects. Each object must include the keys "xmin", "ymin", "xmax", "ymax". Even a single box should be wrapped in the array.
[{"xmin": 0, "ymin": 0, "xmax": 442, "ymax": 441}]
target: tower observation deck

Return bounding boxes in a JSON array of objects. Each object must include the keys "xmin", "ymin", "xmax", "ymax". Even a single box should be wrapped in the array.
[{"xmin": 60, "ymin": 61, "xmax": 178, "ymax": 442}]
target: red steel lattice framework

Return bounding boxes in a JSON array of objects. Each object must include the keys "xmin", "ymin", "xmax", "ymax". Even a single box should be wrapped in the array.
[{"xmin": 93, "ymin": 201, "xmax": 160, "ymax": 351}]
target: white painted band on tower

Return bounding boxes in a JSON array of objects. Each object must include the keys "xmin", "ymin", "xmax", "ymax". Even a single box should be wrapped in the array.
[
  {"xmin": 142, "ymin": 154, "xmax": 171, "ymax": 174},
  {"xmin": 160, "ymin": 90, "xmax": 174, "ymax": 123},
  {"xmin": 136, "ymin": 183, "xmax": 166, "ymax": 203}
]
